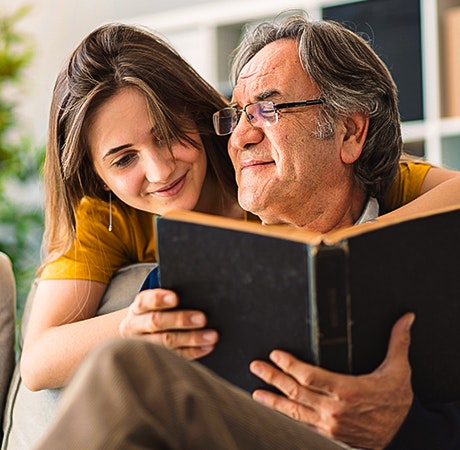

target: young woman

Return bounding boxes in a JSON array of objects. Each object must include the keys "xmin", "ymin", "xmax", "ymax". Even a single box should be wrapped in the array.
[{"xmin": 20, "ymin": 23, "xmax": 460, "ymax": 391}]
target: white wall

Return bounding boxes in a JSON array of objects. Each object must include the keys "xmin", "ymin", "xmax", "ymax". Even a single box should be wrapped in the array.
[{"xmin": 1, "ymin": 0, "xmax": 226, "ymax": 146}]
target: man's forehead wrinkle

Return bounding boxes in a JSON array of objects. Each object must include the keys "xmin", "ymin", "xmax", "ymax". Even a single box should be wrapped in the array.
[
  {"xmin": 233, "ymin": 71, "xmax": 278, "ymax": 105},
  {"xmin": 233, "ymin": 41, "xmax": 296, "ymax": 105},
  {"xmin": 238, "ymin": 47, "xmax": 284, "ymax": 86}
]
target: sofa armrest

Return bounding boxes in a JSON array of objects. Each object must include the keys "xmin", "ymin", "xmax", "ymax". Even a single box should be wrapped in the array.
[
  {"xmin": 3, "ymin": 262, "xmax": 156, "ymax": 450},
  {"xmin": 0, "ymin": 253, "xmax": 16, "ymax": 442}
]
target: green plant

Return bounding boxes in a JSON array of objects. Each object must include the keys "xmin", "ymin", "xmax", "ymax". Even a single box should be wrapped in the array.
[{"xmin": 0, "ymin": 5, "xmax": 44, "ymax": 316}]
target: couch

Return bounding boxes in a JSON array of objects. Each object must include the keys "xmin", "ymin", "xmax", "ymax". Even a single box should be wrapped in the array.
[
  {"xmin": 0, "ymin": 261, "xmax": 155, "ymax": 450},
  {"xmin": 0, "ymin": 253, "xmax": 15, "ymax": 445}
]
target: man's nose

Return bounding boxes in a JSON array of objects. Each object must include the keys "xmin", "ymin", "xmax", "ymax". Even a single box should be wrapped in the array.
[{"xmin": 229, "ymin": 114, "xmax": 264, "ymax": 152}]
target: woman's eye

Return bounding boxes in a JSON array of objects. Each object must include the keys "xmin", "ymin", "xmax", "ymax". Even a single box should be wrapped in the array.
[{"xmin": 112, "ymin": 153, "xmax": 137, "ymax": 168}]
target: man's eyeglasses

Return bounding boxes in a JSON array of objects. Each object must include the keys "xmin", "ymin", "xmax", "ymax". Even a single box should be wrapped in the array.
[{"xmin": 212, "ymin": 99, "xmax": 324, "ymax": 136}]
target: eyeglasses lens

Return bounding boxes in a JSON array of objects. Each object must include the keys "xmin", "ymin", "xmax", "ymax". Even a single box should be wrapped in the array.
[
  {"xmin": 247, "ymin": 102, "xmax": 277, "ymax": 128},
  {"xmin": 213, "ymin": 108, "xmax": 237, "ymax": 136},
  {"xmin": 213, "ymin": 101, "xmax": 279, "ymax": 135}
]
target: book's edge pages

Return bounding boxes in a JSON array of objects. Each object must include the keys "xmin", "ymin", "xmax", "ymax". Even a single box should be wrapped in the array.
[
  {"xmin": 160, "ymin": 205, "xmax": 460, "ymax": 247},
  {"xmin": 159, "ymin": 209, "xmax": 325, "ymax": 246},
  {"xmin": 323, "ymin": 204, "xmax": 460, "ymax": 245}
]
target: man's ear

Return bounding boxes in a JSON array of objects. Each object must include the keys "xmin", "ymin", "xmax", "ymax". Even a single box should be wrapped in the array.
[{"xmin": 340, "ymin": 113, "xmax": 369, "ymax": 164}]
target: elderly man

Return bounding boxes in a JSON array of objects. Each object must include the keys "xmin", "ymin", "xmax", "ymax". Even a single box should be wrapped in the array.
[{"xmin": 36, "ymin": 16, "xmax": 460, "ymax": 450}]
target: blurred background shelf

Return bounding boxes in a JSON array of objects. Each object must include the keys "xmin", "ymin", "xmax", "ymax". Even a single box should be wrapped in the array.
[{"xmin": 125, "ymin": 0, "xmax": 460, "ymax": 169}]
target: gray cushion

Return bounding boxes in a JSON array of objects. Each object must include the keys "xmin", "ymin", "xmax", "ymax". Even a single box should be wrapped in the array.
[
  {"xmin": 0, "ymin": 253, "xmax": 16, "ymax": 443},
  {"xmin": 1, "ymin": 262, "xmax": 156, "ymax": 450}
]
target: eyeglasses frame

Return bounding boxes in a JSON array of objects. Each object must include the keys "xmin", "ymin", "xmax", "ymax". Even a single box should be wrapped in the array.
[{"xmin": 213, "ymin": 99, "xmax": 324, "ymax": 135}]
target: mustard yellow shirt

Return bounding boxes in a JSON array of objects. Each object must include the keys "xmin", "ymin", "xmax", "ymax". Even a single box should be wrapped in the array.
[
  {"xmin": 40, "ymin": 161, "xmax": 431, "ymax": 283},
  {"xmin": 380, "ymin": 161, "xmax": 431, "ymax": 212},
  {"xmin": 41, "ymin": 198, "xmax": 157, "ymax": 283}
]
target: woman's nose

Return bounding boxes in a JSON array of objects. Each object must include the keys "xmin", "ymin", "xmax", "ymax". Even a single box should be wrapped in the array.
[{"xmin": 143, "ymin": 149, "xmax": 176, "ymax": 183}]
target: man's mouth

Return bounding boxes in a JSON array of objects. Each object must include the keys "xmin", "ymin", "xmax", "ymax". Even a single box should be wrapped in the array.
[{"xmin": 240, "ymin": 159, "xmax": 274, "ymax": 170}]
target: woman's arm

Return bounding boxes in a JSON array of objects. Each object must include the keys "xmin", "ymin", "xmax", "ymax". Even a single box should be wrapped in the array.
[
  {"xmin": 20, "ymin": 279, "xmax": 218, "ymax": 391},
  {"xmin": 419, "ymin": 166, "xmax": 460, "ymax": 193},
  {"xmin": 20, "ymin": 279, "xmax": 126, "ymax": 391},
  {"xmin": 380, "ymin": 167, "xmax": 460, "ymax": 221}
]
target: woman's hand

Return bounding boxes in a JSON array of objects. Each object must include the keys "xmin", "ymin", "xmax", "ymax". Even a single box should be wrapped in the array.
[{"xmin": 119, "ymin": 288, "xmax": 219, "ymax": 360}]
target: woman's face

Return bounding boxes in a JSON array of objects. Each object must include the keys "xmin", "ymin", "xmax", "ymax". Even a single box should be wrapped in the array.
[{"xmin": 89, "ymin": 87, "xmax": 208, "ymax": 215}]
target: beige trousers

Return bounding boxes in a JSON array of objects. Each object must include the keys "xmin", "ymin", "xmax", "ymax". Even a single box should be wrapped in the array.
[{"xmin": 36, "ymin": 339, "xmax": 349, "ymax": 450}]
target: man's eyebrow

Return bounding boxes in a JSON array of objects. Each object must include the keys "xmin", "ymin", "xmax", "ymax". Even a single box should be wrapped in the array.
[
  {"xmin": 102, "ymin": 144, "xmax": 132, "ymax": 161},
  {"xmin": 230, "ymin": 90, "xmax": 281, "ymax": 107},
  {"xmin": 256, "ymin": 90, "xmax": 280, "ymax": 101}
]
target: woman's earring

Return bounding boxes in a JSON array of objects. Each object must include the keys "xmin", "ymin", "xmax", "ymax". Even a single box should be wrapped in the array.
[{"xmin": 108, "ymin": 191, "xmax": 113, "ymax": 232}]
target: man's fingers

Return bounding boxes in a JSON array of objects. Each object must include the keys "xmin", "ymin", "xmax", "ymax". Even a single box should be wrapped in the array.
[
  {"xmin": 131, "ymin": 289, "xmax": 178, "ymax": 313},
  {"xmin": 269, "ymin": 350, "xmax": 336, "ymax": 395},
  {"xmin": 381, "ymin": 312, "xmax": 415, "ymax": 369},
  {"xmin": 120, "ymin": 309, "xmax": 207, "ymax": 336},
  {"xmin": 146, "ymin": 329, "xmax": 218, "ymax": 350},
  {"xmin": 252, "ymin": 388, "xmax": 318, "ymax": 423}
]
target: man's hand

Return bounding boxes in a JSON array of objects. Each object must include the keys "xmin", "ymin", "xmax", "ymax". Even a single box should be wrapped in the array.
[
  {"xmin": 249, "ymin": 313, "xmax": 415, "ymax": 450},
  {"xmin": 119, "ymin": 288, "xmax": 218, "ymax": 360}
]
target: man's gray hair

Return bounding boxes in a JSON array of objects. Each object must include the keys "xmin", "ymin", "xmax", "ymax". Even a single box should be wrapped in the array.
[{"xmin": 230, "ymin": 15, "xmax": 402, "ymax": 198}]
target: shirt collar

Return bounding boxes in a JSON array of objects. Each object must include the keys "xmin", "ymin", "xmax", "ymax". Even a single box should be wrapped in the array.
[{"xmin": 355, "ymin": 197, "xmax": 379, "ymax": 225}]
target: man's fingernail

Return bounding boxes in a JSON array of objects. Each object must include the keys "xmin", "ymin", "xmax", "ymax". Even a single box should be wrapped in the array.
[
  {"xmin": 202, "ymin": 330, "xmax": 217, "ymax": 342},
  {"xmin": 407, "ymin": 313, "xmax": 416, "ymax": 330},
  {"xmin": 190, "ymin": 313, "xmax": 205, "ymax": 325},
  {"xmin": 163, "ymin": 294, "xmax": 176, "ymax": 305}
]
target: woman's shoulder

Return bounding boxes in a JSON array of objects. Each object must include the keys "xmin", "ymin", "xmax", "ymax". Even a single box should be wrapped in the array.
[
  {"xmin": 398, "ymin": 160, "xmax": 431, "ymax": 178},
  {"xmin": 76, "ymin": 196, "xmax": 155, "ymax": 240},
  {"xmin": 78, "ymin": 196, "xmax": 152, "ymax": 220},
  {"xmin": 381, "ymin": 160, "xmax": 432, "ymax": 212}
]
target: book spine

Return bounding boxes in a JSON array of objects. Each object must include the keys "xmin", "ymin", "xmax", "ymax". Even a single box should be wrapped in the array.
[{"xmin": 309, "ymin": 244, "xmax": 350, "ymax": 373}]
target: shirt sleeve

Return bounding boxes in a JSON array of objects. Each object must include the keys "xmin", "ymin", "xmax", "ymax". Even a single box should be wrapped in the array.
[
  {"xmin": 381, "ymin": 162, "xmax": 432, "ymax": 213},
  {"xmin": 40, "ymin": 197, "xmax": 155, "ymax": 284}
]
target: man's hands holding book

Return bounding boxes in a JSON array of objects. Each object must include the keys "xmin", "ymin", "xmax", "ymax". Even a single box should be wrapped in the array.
[
  {"xmin": 249, "ymin": 313, "xmax": 415, "ymax": 450},
  {"xmin": 119, "ymin": 287, "xmax": 416, "ymax": 449},
  {"xmin": 119, "ymin": 288, "xmax": 219, "ymax": 360}
]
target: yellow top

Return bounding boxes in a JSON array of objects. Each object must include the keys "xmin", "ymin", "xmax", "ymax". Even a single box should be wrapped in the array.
[
  {"xmin": 41, "ymin": 199, "xmax": 157, "ymax": 283},
  {"xmin": 40, "ymin": 161, "xmax": 431, "ymax": 283},
  {"xmin": 380, "ymin": 161, "xmax": 431, "ymax": 213}
]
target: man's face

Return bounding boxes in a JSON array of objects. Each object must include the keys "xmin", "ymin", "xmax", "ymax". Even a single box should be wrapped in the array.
[{"xmin": 228, "ymin": 39, "xmax": 360, "ymax": 231}]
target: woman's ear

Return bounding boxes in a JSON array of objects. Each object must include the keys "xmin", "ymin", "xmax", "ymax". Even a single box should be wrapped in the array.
[{"xmin": 340, "ymin": 112, "xmax": 369, "ymax": 164}]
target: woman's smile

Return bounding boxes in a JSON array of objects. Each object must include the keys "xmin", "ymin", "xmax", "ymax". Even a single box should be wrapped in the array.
[{"xmin": 151, "ymin": 173, "xmax": 187, "ymax": 197}]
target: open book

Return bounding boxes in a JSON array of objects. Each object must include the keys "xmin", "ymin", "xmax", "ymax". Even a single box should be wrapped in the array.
[{"xmin": 154, "ymin": 206, "xmax": 460, "ymax": 403}]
